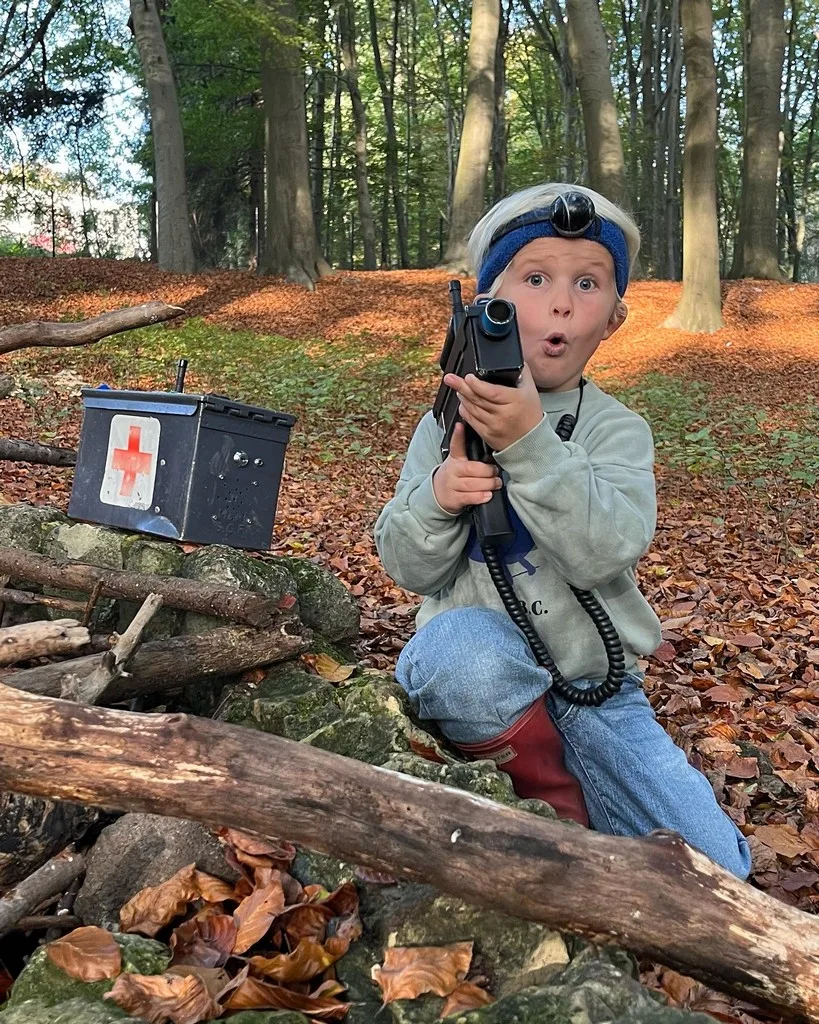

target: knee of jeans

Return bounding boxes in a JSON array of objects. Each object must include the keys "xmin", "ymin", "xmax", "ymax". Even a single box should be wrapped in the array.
[
  {"xmin": 717, "ymin": 835, "xmax": 753, "ymax": 880},
  {"xmin": 396, "ymin": 607, "xmax": 526, "ymax": 710}
]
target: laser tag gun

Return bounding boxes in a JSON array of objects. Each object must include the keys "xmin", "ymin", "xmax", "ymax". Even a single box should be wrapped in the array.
[{"xmin": 432, "ymin": 281, "xmax": 524, "ymax": 545}]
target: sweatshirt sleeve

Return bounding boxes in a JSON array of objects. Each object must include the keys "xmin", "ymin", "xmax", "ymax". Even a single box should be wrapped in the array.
[
  {"xmin": 374, "ymin": 411, "xmax": 470, "ymax": 595},
  {"xmin": 493, "ymin": 406, "xmax": 656, "ymax": 591}
]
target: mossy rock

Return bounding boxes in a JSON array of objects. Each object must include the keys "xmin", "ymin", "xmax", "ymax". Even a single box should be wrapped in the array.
[
  {"xmin": 272, "ymin": 556, "xmax": 360, "ymax": 641},
  {"xmin": 42, "ymin": 523, "xmax": 125, "ymax": 629},
  {"xmin": 180, "ymin": 545, "xmax": 298, "ymax": 634},
  {"xmin": 6, "ymin": 934, "xmax": 171, "ymax": 1010},
  {"xmin": 289, "ymin": 848, "xmax": 357, "ymax": 891},
  {"xmin": 303, "ymin": 710, "xmax": 411, "ymax": 765},
  {"xmin": 0, "ymin": 998, "xmax": 132, "ymax": 1023},
  {"xmin": 0, "ymin": 504, "xmax": 68, "ymax": 554},
  {"xmin": 218, "ymin": 664, "xmax": 343, "ymax": 740},
  {"xmin": 382, "ymin": 754, "xmax": 558, "ymax": 821},
  {"xmin": 118, "ymin": 537, "xmax": 184, "ymax": 639}
]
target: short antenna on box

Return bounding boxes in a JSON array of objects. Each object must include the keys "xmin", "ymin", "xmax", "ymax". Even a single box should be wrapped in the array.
[{"xmin": 174, "ymin": 358, "xmax": 188, "ymax": 393}]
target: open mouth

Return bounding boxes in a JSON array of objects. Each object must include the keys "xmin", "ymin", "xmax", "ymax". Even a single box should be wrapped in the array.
[{"xmin": 543, "ymin": 333, "xmax": 568, "ymax": 357}]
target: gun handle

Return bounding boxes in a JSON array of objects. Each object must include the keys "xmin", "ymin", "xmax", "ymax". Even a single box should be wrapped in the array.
[
  {"xmin": 464, "ymin": 424, "xmax": 514, "ymax": 545},
  {"xmin": 473, "ymin": 488, "xmax": 514, "ymax": 545}
]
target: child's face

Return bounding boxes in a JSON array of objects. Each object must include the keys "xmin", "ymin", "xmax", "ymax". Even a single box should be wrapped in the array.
[{"xmin": 491, "ymin": 236, "xmax": 626, "ymax": 392}]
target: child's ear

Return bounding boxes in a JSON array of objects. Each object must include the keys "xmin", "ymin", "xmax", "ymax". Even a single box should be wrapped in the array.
[{"xmin": 601, "ymin": 301, "xmax": 628, "ymax": 341}]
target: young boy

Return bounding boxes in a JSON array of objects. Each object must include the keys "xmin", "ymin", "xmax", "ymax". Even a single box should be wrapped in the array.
[{"xmin": 375, "ymin": 183, "xmax": 751, "ymax": 879}]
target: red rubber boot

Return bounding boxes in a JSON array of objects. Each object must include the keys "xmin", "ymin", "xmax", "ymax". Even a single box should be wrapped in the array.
[{"xmin": 453, "ymin": 697, "xmax": 590, "ymax": 826}]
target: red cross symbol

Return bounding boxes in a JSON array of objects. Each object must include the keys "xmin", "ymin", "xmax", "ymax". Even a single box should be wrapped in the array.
[{"xmin": 111, "ymin": 425, "xmax": 153, "ymax": 497}]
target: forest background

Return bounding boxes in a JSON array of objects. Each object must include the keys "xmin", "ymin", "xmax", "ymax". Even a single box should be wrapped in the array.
[{"xmin": 1, "ymin": 0, "xmax": 819, "ymax": 963}]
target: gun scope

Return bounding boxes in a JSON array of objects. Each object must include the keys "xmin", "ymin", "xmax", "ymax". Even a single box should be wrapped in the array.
[{"xmin": 480, "ymin": 299, "xmax": 514, "ymax": 338}]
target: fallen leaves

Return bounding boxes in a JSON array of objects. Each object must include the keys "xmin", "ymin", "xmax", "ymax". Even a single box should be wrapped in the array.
[
  {"xmin": 46, "ymin": 926, "xmax": 122, "ymax": 981},
  {"xmin": 371, "ymin": 942, "xmax": 475, "ymax": 1004},
  {"xmin": 105, "ymin": 972, "xmax": 219, "ymax": 1024}
]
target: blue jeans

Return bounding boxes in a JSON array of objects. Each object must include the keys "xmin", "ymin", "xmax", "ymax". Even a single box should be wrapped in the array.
[{"xmin": 396, "ymin": 607, "xmax": 752, "ymax": 879}]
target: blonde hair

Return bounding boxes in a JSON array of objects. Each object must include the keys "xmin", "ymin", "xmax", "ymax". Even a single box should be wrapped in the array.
[{"xmin": 468, "ymin": 182, "xmax": 640, "ymax": 298}]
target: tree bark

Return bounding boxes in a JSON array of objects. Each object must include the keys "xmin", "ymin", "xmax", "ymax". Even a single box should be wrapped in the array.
[
  {"xmin": 259, "ymin": 0, "xmax": 331, "ymax": 288},
  {"xmin": 0, "ymin": 848, "xmax": 85, "ymax": 938},
  {"xmin": 365, "ymin": 0, "xmax": 409, "ymax": 268},
  {"xmin": 0, "ymin": 793, "xmax": 96, "ymax": 888},
  {"xmin": 2, "ymin": 621, "xmax": 307, "ymax": 703},
  {"xmin": 129, "ymin": 0, "xmax": 195, "ymax": 274},
  {"xmin": 0, "ymin": 439, "xmax": 76, "ymax": 466},
  {"xmin": 0, "ymin": 619, "xmax": 90, "ymax": 667},
  {"xmin": 731, "ymin": 0, "xmax": 786, "ymax": 279},
  {"xmin": 0, "ymin": 301, "xmax": 185, "ymax": 355},
  {"xmin": 2, "ymin": 688, "xmax": 819, "ymax": 1021},
  {"xmin": 0, "ymin": 588, "xmax": 87, "ymax": 616},
  {"xmin": 338, "ymin": 0, "xmax": 377, "ymax": 270},
  {"xmin": 565, "ymin": 0, "xmax": 627, "ymax": 204},
  {"xmin": 663, "ymin": 0, "xmax": 724, "ymax": 332},
  {"xmin": 0, "ymin": 548, "xmax": 289, "ymax": 629},
  {"xmin": 443, "ymin": 0, "xmax": 500, "ymax": 271}
]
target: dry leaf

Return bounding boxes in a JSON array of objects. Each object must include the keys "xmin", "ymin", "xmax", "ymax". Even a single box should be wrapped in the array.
[
  {"xmin": 704, "ymin": 684, "xmax": 753, "ymax": 704},
  {"xmin": 193, "ymin": 871, "xmax": 237, "ymax": 904},
  {"xmin": 300, "ymin": 652, "xmax": 356, "ymax": 683},
  {"xmin": 120, "ymin": 864, "xmax": 200, "ymax": 937},
  {"xmin": 46, "ymin": 926, "xmax": 122, "ymax": 982},
  {"xmin": 439, "ymin": 980, "xmax": 494, "ymax": 1018},
  {"xmin": 166, "ymin": 965, "xmax": 230, "ymax": 1000},
  {"xmin": 754, "ymin": 824, "xmax": 809, "ymax": 859},
  {"xmin": 233, "ymin": 878, "xmax": 287, "ymax": 954},
  {"xmin": 371, "ymin": 942, "xmax": 474, "ymax": 1005},
  {"xmin": 279, "ymin": 903, "xmax": 332, "ymax": 944},
  {"xmin": 171, "ymin": 907, "xmax": 237, "ymax": 968},
  {"xmin": 249, "ymin": 937, "xmax": 347, "ymax": 984},
  {"xmin": 222, "ymin": 975, "xmax": 351, "ymax": 1019},
  {"xmin": 104, "ymin": 971, "xmax": 219, "ymax": 1024},
  {"xmin": 722, "ymin": 755, "xmax": 759, "ymax": 779}
]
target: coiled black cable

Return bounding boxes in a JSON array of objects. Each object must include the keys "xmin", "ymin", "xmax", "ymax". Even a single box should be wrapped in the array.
[{"xmin": 478, "ymin": 385, "xmax": 627, "ymax": 707}]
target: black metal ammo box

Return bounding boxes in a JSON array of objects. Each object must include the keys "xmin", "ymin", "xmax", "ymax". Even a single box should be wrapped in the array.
[{"xmin": 68, "ymin": 388, "xmax": 296, "ymax": 550}]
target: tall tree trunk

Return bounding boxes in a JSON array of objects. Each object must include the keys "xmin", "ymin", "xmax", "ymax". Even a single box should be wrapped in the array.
[
  {"xmin": 129, "ymin": 0, "xmax": 195, "ymax": 274},
  {"xmin": 310, "ymin": 0, "xmax": 329, "ymax": 247},
  {"xmin": 793, "ymin": 45, "xmax": 819, "ymax": 281},
  {"xmin": 259, "ymin": 0, "xmax": 331, "ymax": 289},
  {"xmin": 565, "ymin": 0, "xmax": 627, "ymax": 204},
  {"xmin": 731, "ymin": 0, "xmax": 786, "ymax": 279},
  {"xmin": 491, "ymin": 1, "xmax": 509, "ymax": 205},
  {"xmin": 366, "ymin": 0, "xmax": 409, "ymax": 267},
  {"xmin": 639, "ymin": 0, "xmax": 658, "ymax": 272},
  {"xmin": 248, "ymin": 148, "xmax": 264, "ymax": 271},
  {"xmin": 664, "ymin": 0, "xmax": 684, "ymax": 279},
  {"xmin": 664, "ymin": 0, "xmax": 724, "ymax": 332},
  {"xmin": 408, "ymin": 0, "xmax": 428, "ymax": 266},
  {"xmin": 778, "ymin": 0, "xmax": 798, "ymax": 272},
  {"xmin": 444, "ymin": 0, "xmax": 500, "ymax": 271},
  {"xmin": 339, "ymin": 0, "xmax": 377, "ymax": 269}
]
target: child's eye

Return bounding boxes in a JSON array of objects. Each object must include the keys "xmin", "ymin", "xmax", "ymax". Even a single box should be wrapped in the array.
[
  {"xmin": 577, "ymin": 277, "xmax": 597, "ymax": 291},
  {"xmin": 526, "ymin": 273, "xmax": 545, "ymax": 287}
]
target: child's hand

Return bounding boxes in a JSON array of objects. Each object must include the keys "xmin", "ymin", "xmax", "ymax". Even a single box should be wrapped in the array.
[
  {"xmin": 444, "ymin": 363, "xmax": 543, "ymax": 452},
  {"xmin": 433, "ymin": 422, "xmax": 502, "ymax": 514}
]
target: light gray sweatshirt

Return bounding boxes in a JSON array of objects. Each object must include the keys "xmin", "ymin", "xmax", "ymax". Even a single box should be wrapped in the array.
[{"xmin": 374, "ymin": 380, "xmax": 663, "ymax": 681}]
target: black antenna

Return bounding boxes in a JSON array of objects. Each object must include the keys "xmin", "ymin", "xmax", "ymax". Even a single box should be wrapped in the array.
[{"xmin": 174, "ymin": 358, "xmax": 188, "ymax": 393}]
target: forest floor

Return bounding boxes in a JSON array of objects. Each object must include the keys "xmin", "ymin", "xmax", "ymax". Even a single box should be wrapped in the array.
[{"xmin": 2, "ymin": 257, "xmax": 819, "ymax": 1020}]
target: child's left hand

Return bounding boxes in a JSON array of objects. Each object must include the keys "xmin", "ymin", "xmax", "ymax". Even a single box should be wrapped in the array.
[{"xmin": 445, "ymin": 363, "xmax": 543, "ymax": 452}]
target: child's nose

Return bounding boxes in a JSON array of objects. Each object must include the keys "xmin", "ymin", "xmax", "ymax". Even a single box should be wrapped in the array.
[{"xmin": 550, "ymin": 285, "xmax": 572, "ymax": 318}]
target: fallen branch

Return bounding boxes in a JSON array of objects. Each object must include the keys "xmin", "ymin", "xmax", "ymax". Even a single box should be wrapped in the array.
[
  {"xmin": 0, "ymin": 548, "xmax": 286, "ymax": 628},
  {"xmin": 0, "ymin": 846, "xmax": 85, "ymax": 938},
  {"xmin": 16, "ymin": 913, "xmax": 81, "ymax": 932},
  {"xmin": 0, "ymin": 685, "xmax": 817, "ymax": 1022},
  {"xmin": 2, "ymin": 621, "xmax": 307, "ymax": 703},
  {"xmin": 0, "ymin": 587, "xmax": 87, "ymax": 616},
  {"xmin": 0, "ymin": 618, "xmax": 90, "ymax": 667},
  {"xmin": 0, "ymin": 438, "xmax": 77, "ymax": 466},
  {"xmin": 0, "ymin": 301, "xmax": 185, "ymax": 356},
  {"xmin": 62, "ymin": 593, "xmax": 163, "ymax": 704}
]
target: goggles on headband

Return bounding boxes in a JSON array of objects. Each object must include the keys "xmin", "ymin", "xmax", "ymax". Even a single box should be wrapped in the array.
[{"xmin": 477, "ymin": 190, "xmax": 630, "ymax": 297}]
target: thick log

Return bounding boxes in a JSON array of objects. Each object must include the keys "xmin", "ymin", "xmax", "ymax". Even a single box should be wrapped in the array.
[
  {"xmin": 62, "ymin": 593, "xmax": 164, "ymax": 704},
  {"xmin": 0, "ymin": 618, "xmax": 90, "ymax": 667},
  {"xmin": 0, "ymin": 587, "xmax": 88, "ymax": 615},
  {"xmin": 0, "ymin": 548, "xmax": 286, "ymax": 628},
  {"xmin": 0, "ymin": 848, "xmax": 85, "ymax": 938},
  {"xmin": 0, "ymin": 301, "xmax": 185, "ymax": 355},
  {"xmin": 2, "ymin": 621, "xmax": 307, "ymax": 702},
  {"xmin": 0, "ymin": 686, "xmax": 817, "ymax": 1022},
  {"xmin": 0, "ymin": 438, "xmax": 77, "ymax": 466}
]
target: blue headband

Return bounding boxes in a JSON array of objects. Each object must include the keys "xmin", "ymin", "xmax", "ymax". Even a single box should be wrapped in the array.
[{"xmin": 477, "ymin": 212, "xmax": 630, "ymax": 297}]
